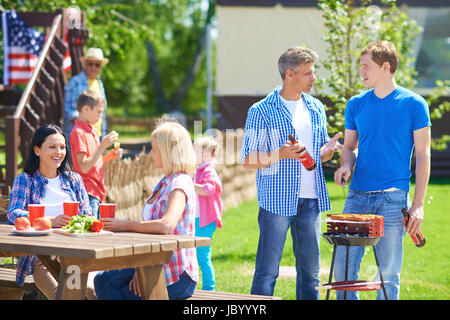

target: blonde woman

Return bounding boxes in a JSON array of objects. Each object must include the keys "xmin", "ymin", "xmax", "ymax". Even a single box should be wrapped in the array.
[{"xmin": 94, "ymin": 121, "xmax": 198, "ymax": 300}]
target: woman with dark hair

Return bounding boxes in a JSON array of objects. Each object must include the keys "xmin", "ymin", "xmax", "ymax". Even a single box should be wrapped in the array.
[
  {"xmin": 23, "ymin": 123, "xmax": 74, "ymax": 178},
  {"xmin": 7, "ymin": 124, "xmax": 93, "ymax": 299}
]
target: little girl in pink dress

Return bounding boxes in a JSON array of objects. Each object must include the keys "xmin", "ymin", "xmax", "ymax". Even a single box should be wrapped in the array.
[{"xmin": 193, "ymin": 136, "xmax": 223, "ymax": 291}]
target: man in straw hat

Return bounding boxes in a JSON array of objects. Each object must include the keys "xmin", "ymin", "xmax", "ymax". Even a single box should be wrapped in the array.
[{"xmin": 63, "ymin": 47, "xmax": 109, "ymax": 142}]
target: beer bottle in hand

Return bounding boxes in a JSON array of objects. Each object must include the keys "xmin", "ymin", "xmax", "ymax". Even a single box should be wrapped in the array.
[{"xmin": 288, "ymin": 134, "xmax": 316, "ymax": 171}]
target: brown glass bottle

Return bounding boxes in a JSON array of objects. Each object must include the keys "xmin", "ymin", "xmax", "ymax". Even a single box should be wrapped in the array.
[{"xmin": 288, "ymin": 134, "xmax": 316, "ymax": 171}]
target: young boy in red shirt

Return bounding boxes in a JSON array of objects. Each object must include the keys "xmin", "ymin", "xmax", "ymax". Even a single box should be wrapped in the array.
[{"xmin": 70, "ymin": 90, "xmax": 122, "ymax": 218}]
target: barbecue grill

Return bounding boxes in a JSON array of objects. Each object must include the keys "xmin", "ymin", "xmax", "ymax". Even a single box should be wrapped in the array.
[{"xmin": 317, "ymin": 214, "xmax": 388, "ymax": 300}]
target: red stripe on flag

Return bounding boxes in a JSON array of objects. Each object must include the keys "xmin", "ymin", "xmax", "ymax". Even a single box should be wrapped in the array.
[
  {"xmin": 9, "ymin": 53, "xmax": 34, "ymax": 59},
  {"xmin": 9, "ymin": 79, "xmax": 31, "ymax": 84},
  {"xmin": 9, "ymin": 66, "xmax": 35, "ymax": 72}
]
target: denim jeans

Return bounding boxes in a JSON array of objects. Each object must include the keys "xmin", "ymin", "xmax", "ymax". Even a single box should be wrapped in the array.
[
  {"xmin": 94, "ymin": 269, "xmax": 197, "ymax": 300},
  {"xmin": 334, "ymin": 189, "xmax": 410, "ymax": 300},
  {"xmin": 195, "ymin": 218, "xmax": 217, "ymax": 291},
  {"xmin": 62, "ymin": 120, "xmax": 74, "ymax": 148},
  {"xmin": 251, "ymin": 198, "xmax": 321, "ymax": 300},
  {"xmin": 88, "ymin": 195, "xmax": 100, "ymax": 219}
]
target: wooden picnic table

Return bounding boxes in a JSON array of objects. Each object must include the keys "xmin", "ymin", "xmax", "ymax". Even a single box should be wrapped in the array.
[{"xmin": 0, "ymin": 223, "xmax": 210, "ymax": 300}]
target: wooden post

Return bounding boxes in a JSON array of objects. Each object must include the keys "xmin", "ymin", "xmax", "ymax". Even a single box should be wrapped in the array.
[
  {"xmin": 5, "ymin": 117, "xmax": 19, "ymax": 187},
  {"xmin": 136, "ymin": 265, "xmax": 169, "ymax": 300}
]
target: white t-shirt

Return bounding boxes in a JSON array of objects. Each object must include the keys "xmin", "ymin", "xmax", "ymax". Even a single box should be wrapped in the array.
[
  {"xmin": 280, "ymin": 95, "xmax": 317, "ymax": 199},
  {"xmin": 44, "ymin": 176, "xmax": 72, "ymax": 217}
]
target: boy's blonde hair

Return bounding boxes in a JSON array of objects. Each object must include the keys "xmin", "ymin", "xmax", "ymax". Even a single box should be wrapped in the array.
[
  {"xmin": 77, "ymin": 90, "xmax": 105, "ymax": 112},
  {"xmin": 151, "ymin": 121, "xmax": 195, "ymax": 176},
  {"xmin": 194, "ymin": 136, "xmax": 219, "ymax": 155}
]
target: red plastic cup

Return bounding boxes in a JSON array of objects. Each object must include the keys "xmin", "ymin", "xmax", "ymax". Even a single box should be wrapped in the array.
[
  {"xmin": 28, "ymin": 204, "xmax": 45, "ymax": 227},
  {"xmin": 99, "ymin": 203, "xmax": 116, "ymax": 218},
  {"xmin": 63, "ymin": 201, "xmax": 79, "ymax": 217}
]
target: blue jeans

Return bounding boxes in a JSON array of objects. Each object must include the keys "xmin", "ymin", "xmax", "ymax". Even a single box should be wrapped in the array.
[
  {"xmin": 88, "ymin": 195, "xmax": 100, "ymax": 219},
  {"xmin": 251, "ymin": 198, "xmax": 321, "ymax": 300},
  {"xmin": 334, "ymin": 189, "xmax": 410, "ymax": 300},
  {"xmin": 62, "ymin": 119, "xmax": 74, "ymax": 148},
  {"xmin": 94, "ymin": 269, "xmax": 197, "ymax": 300},
  {"xmin": 195, "ymin": 218, "xmax": 217, "ymax": 291}
]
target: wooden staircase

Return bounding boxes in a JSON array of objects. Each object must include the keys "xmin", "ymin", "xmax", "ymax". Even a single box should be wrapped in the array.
[
  {"xmin": 0, "ymin": 10, "xmax": 87, "ymax": 194},
  {"xmin": 0, "ymin": 86, "xmax": 21, "ymax": 191}
]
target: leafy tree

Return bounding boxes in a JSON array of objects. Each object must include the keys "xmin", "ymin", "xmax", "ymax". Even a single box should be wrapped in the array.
[
  {"xmin": 316, "ymin": 0, "xmax": 420, "ymax": 134},
  {"xmin": 426, "ymin": 80, "xmax": 450, "ymax": 151},
  {"xmin": 1, "ymin": 0, "xmax": 215, "ymax": 118},
  {"xmin": 316, "ymin": 0, "xmax": 449, "ymax": 154}
]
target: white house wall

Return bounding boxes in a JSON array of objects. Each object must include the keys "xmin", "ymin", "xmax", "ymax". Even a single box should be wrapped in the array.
[
  {"xmin": 216, "ymin": 5, "xmax": 327, "ymax": 97},
  {"xmin": 215, "ymin": 5, "xmax": 431, "ymax": 97}
]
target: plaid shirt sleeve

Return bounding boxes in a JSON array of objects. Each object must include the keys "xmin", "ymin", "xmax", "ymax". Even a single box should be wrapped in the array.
[
  {"xmin": 15, "ymin": 255, "xmax": 38, "ymax": 287},
  {"xmin": 241, "ymin": 105, "xmax": 268, "ymax": 164},
  {"xmin": 7, "ymin": 173, "xmax": 33, "ymax": 224}
]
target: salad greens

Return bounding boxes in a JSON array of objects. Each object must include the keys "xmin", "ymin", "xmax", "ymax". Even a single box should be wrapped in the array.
[{"xmin": 62, "ymin": 215, "xmax": 97, "ymax": 233}]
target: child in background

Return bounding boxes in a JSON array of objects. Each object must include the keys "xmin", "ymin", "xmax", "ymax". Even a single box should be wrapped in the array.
[
  {"xmin": 193, "ymin": 136, "xmax": 223, "ymax": 291},
  {"xmin": 70, "ymin": 90, "xmax": 122, "ymax": 218}
]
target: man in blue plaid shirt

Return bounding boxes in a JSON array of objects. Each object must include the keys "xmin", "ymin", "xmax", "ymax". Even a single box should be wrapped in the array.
[{"xmin": 241, "ymin": 47, "xmax": 341, "ymax": 300}]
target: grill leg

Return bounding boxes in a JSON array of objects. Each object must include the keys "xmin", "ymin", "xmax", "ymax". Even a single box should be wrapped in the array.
[
  {"xmin": 326, "ymin": 245, "xmax": 337, "ymax": 300},
  {"xmin": 373, "ymin": 246, "xmax": 388, "ymax": 300}
]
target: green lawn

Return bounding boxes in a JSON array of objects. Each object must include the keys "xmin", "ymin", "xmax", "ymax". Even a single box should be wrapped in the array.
[{"xmin": 207, "ymin": 176, "xmax": 450, "ymax": 300}]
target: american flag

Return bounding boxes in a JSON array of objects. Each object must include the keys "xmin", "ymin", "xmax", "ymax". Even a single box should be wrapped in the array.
[{"xmin": 2, "ymin": 10, "xmax": 71, "ymax": 85}]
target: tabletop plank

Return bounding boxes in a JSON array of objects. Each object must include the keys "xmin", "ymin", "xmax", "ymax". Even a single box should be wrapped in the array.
[
  {"xmin": 106, "ymin": 233, "xmax": 162, "ymax": 253},
  {"xmin": 0, "ymin": 225, "xmax": 122, "ymax": 259},
  {"xmin": 83, "ymin": 232, "xmax": 176, "ymax": 253},
  {"xmin": 0, "ymin": 226, "xmax": 180, "ymax": 259},
  {"xmin": 112, "ymin": 232, "xmax": 210, "ymax": 250},
  {"xmin": 0, "ymin": 234, "xmax": 114, "ymax": 259},
  {"xmin": 111, "ymin": 232, "xmax": 179, "ymax": 251},
  {"xmin": 50, "ymin": 230, "xmax": 180, "ymax": 253},
  {"xmin": 0, "ymin": 225, "xmax": 208, "ymax": 260}
]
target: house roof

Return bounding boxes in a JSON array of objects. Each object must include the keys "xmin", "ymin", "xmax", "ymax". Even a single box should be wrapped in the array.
[{"xmin": 217, "ymin": 0, "xmax": 450, "ymax": 7}]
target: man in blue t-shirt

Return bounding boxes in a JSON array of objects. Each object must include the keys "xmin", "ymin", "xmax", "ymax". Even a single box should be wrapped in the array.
[{"xmin": 334, "ymin": 41, "xmax": 431, "ymax": 300}]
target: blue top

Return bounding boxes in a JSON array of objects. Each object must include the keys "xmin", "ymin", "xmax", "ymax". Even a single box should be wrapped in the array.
[
  {"xmin": 241, "ymin": 86, "xmax": 331, "ymax": 215},
  {"xmin": 345, "ymin": 86, "xmax": 431, "ymax": 192}
]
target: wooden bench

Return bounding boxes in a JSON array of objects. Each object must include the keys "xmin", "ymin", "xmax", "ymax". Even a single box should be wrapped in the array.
[
  {"xmin": 187, "ymin": 290, "xmax": 281, "ymax": 300},
  {"xmin": 0, "ymin": 267, "xmax": 39, "ymax": 300},
  {"xmin": 0, "ymin": 267, "xmax": 281, "ymax": 300},
  {"xmin": 0, "ymin": 213, "xmax": 8, "ymax": 223}
]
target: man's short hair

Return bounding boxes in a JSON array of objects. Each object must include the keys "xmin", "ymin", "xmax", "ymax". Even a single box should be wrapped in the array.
[
  {"xmin": 278, "ymin": 46, "xmax": 319, "ymax": 80},
  {"xmin": 77, "ymin": 90, "xmax": 105, "ymax": 111},
  {"xmin": 361, "ymin": 41, "xmax": 398, "ymax": 73}
]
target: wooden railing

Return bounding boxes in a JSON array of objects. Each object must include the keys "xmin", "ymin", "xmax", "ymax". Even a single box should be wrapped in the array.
[
  {"xmin": 3, "ymin": 14, "xmax": 67, "ymax": 188},
  {"xmin": 68, "ymin": 27, "xmax": 89, "ymax": 76}
]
